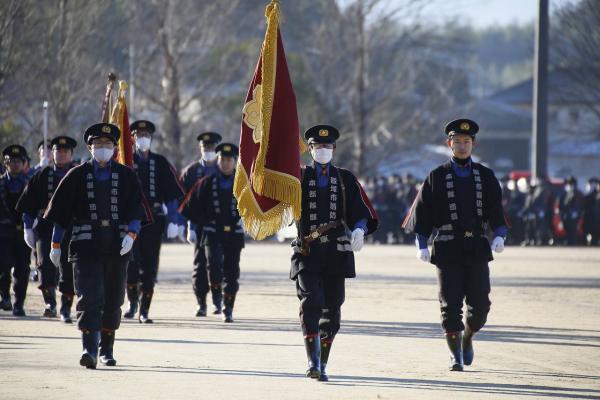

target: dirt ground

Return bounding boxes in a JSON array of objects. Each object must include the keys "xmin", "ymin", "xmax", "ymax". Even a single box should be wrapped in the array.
[{"xmin": 1, "ymin": 243, "xmax": 599, "ymax": 400}]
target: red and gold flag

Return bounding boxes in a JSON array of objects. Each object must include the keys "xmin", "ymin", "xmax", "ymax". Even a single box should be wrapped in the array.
[
  {"xmin": 110, "ymin": 80, "xmax": 134, "ymax": 167},
  {"xmin": 234, "ymin": 1, "xmax": 303, "ymax": 240}
]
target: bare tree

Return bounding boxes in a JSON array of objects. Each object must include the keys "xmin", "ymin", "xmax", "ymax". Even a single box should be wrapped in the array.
[
  {"xmin": 0, "ymin": 0, "xmax": 24, "ymax": 97},
  {"xmin": 129, "ymin": 0, "xmax": 251, "ymax": 167},
  {"xmin": 1, "ymin": 0, "xmax": 116, "ymax": 150},
  {"xmin": 552, "ymin": 0, "xmax": 600, "ymax": 128},
  {"xmin": 296, "ymin": 0, "xmax": 469, "ymax": 175}
]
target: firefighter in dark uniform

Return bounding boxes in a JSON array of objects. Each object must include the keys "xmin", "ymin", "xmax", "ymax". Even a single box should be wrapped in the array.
[
  {"xmin": 16, "ymin": 136, "xmax": 78, "ymax": 322},
  {"xmin": 179, "ymin": 143, "xmax": 244, "ymax": 323},
  {"xmin": 403, "ymin": 119, "xmax": 508, "ymax": 371},
  {"xmin": 33, "ymin": 140, "xmax": 53, "ymax": 173},
  {"xmin": 556, "ymin": 175, "xmax": 585, "ymax": 246},
  {"xmin": 123, "ymin": 120, "xmax": 184, "ymax": 323},
  {"xmin": 0, "ymin": 145, "xmax": 32, "ymax": 316},
  {"xmin": 583, "ymin": 177, "xmax": 600, "ymax": 245},
  {"xmin": 28, "ymin": 140, "xmax": 52, "ymax": 284},
  {"xmin": 291, "ymin": 125, "xmax": 379, "ymax": 382},
  {"xmin": 43, "ymin": 123, "xmax": 145, "ymax": 369},
  {"xmin": 179, "ymin": 131, "xmax": 222, "ymax": 317}
]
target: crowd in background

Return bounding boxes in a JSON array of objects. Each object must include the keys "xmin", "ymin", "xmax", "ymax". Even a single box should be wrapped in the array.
[{"xmin": 361, "ymin": 173, "xmax": 600, "ymax": 247}]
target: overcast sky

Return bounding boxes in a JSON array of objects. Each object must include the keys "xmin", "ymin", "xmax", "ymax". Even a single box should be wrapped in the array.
[{"xmin": 340, "ymin": 0, "xmax": 581, "ymax": 28}]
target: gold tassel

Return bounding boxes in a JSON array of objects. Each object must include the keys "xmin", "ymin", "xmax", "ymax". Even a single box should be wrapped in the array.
[{"xmin": 234, "ymin": 164, "xmax": 300, "ymax": 240}]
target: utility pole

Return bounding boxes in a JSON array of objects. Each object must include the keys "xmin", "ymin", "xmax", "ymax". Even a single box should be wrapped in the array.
[
  {"xmin": 531, "ymin": 0, "xmax": 549, "ymax": 179},
  {"xmin": 128, "ymin": 0, "xmax": 136, "ymax": 115},
  {"xmin": 129, "ymin": 42, "xmax": 135, "ymax": 115}
]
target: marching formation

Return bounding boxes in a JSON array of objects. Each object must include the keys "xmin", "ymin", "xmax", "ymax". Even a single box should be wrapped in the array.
[{"xmin": 0, "ymin": 117, "xmax": 511, "ymax": 378}]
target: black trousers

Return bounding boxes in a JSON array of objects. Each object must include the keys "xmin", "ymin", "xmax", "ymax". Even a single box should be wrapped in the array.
[
  {"xmin": 296, "ymin": 270, "xmax": 345, "ymax": 340},
  {"xmin": 73, "ymin": 255, "xmax": 128, "ymax": 331},
  {"xmin": 192, "ymin": 238, "xmax": 209, "ymax": 298},
  {"xmin": 36, "ymin": 230, "xmax": 74, "ymax": 295},
  {"xmin": 36, "ymin": 232, "xmax": 59, "ymax": 290},
  {"xmin": 0, "ymin": 234, "xmax": 31, "ymax": 307},
  {"xmin": 205, "ymin": 241, "xmax": 241, "ymax": 295},
  {"xmin": 436, "ymin": 257, "xmax": 491, "ymax": 333},
  {"xmin": 58, "ymin": 247, "xmax": 75, "ymax": 295},
  {"xmin": 127, "ymin": 216, "xmax": 165, "ymax": 293}
]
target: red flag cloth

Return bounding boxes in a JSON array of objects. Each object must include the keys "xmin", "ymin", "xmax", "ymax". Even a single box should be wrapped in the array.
[{"xmin": 234, "ymin": 2, "xmax": 301, "ymax": 240}]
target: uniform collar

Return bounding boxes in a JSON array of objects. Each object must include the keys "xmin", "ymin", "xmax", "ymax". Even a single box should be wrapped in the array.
[
  {"xmin": 136, "ymin": 150, "xmax": 151, "ymax": 161},
  {"xmin": 6, "ymin": 171, "xmax": 26, "ymax": 182},
  {"xmin": 219, "ymin": 170, "xmax": 234, "ymax": 180},
  {"xmin": 314, "ymin": 162, "xmax": 331, "ymax": 174},
  {"xmin": 92, "ymin": 159, "xmax": 112, "ymax": 172},
  {"xmin": 54, "ymin": 163, "xmax": 71, "ymax": 172},
  {"xmin": 451, "ymin": 156, "xmax": 472, "ymax": 169}
]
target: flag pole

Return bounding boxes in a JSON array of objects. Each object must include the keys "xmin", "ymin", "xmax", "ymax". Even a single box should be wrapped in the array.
[
  {"xmin": 101, "ymin": 72, "xmax": 117, "ymax": 123},
  {"xmin": 42, "ymin": 100, "xmax": 48, "ymax": 161}
]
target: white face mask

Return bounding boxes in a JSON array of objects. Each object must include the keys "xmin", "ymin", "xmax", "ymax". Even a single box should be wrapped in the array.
[
  {"xmin": 136, "ymin": 137, "xmax": 152, "ymax": 152},
  {"xmin": 202, "ymin": 151, "xmax": 217, "ymax": 162},
  {"xmin": 311, "ymin": 148, "xmax": 333, "ymax": 164},
  {"xmin": 91, "ymin": 148, "xmax": 114, "ymax": 163}
]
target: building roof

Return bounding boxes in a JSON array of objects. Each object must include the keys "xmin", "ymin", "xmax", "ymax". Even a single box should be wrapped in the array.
[
  {"xmin": 488, "ymin": 68, "xmax": 599, "ymax": 106},
  {"xmin": 444, "ymin": 99, "xmax": 531, "ymax": 136}
]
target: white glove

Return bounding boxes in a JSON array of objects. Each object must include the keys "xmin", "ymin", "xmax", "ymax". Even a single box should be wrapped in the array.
[
  {"xmin": 50, "ymin": 247, "xmax": 61, "ymax": 267},
  {"xmin": 187, "ymin": 228, "xmax": 197, "ymax": 244},
  {"xmin": 177, "ymin": 225, "xmax": 186, "ymax": 242},
  {"xmin": 417, "ymin": 248, "xmax": 430, "ymax": 262},
  {"xmin": 166, "ymin": 222, "xmax": 179, "ymax": 239},
  {"xmin": 491, "ymin": 236, "xmax": 505, "ymax": 253},
  {"xmin": 350, "ymin": 228, "xmax": 365, "ymax": 252},
  {"xmin": 24, "ymin": 229, "xmax": 36, "ymax": 249},
  {"xmin": 120, "ymin": 234, "xmax": 135, "ymax": 256}
]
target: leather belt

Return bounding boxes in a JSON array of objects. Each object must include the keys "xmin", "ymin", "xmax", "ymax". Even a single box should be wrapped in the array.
[{"xmin": 303, "ymin": 220, "xmax": 342, "ymax": 245}]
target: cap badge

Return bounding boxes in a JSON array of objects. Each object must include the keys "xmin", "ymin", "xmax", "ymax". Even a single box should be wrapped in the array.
[
  {"xmin": 460, "ymin": 122, "xmax": 470, "ymax": 131},
  {"xmin": 101, "ymin": 125, "xmax": 111, "ymax": 133},
  {"xmin": 319, "ymin": 129, "xmax": 329, "ymax": 137}
]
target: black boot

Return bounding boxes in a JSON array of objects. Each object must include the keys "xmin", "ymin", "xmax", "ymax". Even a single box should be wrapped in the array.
[
  {"xmin": 80, "ymin": 330, "xmax": 99, "ymax": 369},
  {"xmin": 445, "ymin": 331, "xmax": 464, "ymax": 371},
  {"xmin": 139, "ymin": 291, "xmax": 154, "ymax": 323},
  {"xmin": 223, "ymin": 293, "xmax": 236, "ymax": 323},
  {"xmin": 123, "ymin": 284, "xmax": 139, "ymax": 319},
  {"xmin": 210, "ymin": 285, "xmax": 222, "ymax": 315},
  {"xmin": 304, "ymin": 336, "xmax": 321, "ymax": 379},
  {"xmin": 195, "ymin": 294, "xmax": 207, "ymax": 317},
  {"xmin": 319, "ymin": 339, "xmax": 333, "ymax": 382},
  {"xmin": 59, "ymin": 294, "xmax": 74, "ymax": 323},
  {"xmin": 0, "ymin": 293, "xmax": 12, "ymax": 311},
  {"xmin": 99, "ymin": 330, "xmax": 117, "ymax": 366},
  {"xmin": 463, "ymin": 325, "xmax": 476, "ymax": 366},
  {"xmin": 12, "ymin": 298, "xmax": 25, "ymax": 317},
  {"xmin": 42, "ymin": 288, "xmax": 57, "ymax": 318}
]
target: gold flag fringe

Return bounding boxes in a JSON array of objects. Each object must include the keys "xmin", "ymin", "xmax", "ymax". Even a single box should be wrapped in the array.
[
  {"xmin": 251, "ymin": 0, "xmax": 278, "ymax": 198},
  {"xmin": 234, "ymin": 163, "xmax": 299, "ymax": 240}
]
